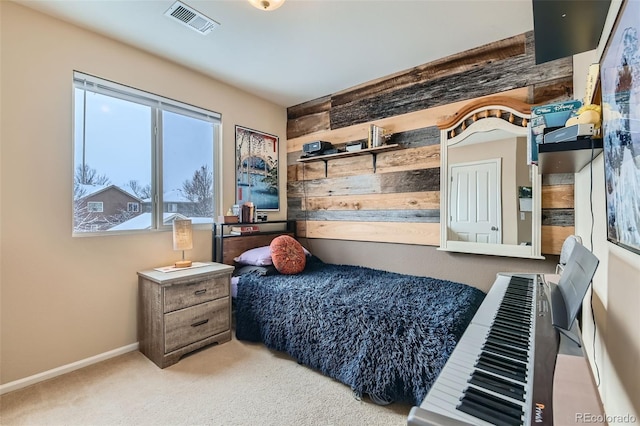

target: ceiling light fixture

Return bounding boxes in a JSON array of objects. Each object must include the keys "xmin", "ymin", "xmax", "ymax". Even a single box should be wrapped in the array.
[{"xmin": 248, "ymin": 0, "xmax": 285, "ymax": 11}]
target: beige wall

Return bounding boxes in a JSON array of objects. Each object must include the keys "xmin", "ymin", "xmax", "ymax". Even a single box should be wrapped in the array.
[
  {"xmin": 302, "ymin": 238, "xmax": 557, "ymax": 294},
  {"xmin": 448, "ymin": 137, "xmax": 521, "ymax": 245},
  {"xmin": 573, "ymin": 48, "xmax": 640, "ymax": 421},
  {"xmin": 0, "ymin": 2, "xmax": 286, "ymax": 384},
  {"xmin": 515, "ymin": 137, "xmax": 533, "ymax": 245},
  {"xmin": 575, "ymin": 156, "xmax": 640, "ymax": 420}
]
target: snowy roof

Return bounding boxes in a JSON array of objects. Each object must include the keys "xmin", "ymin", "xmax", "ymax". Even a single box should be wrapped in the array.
[
  {"xmin": 163, "ymin": 188, "xmax": 192, "ymax": 203},
  {"xmin": 76, "ymin": 184, "xmax": 109, "ymax": 198},
  {"xmin": 76, "ymin": 184, "xmax": 141, "ymax": 201},
  {"xmin": 190, "ymin": 217, "xmax": 214, "ymax": 225},
  {"xmin": 109, "ymin": 213, "xmax": 185, "ymax": 231},
  {"xmin": 108, "ymin": 213, "xmax": 213, "ymax": 231}
]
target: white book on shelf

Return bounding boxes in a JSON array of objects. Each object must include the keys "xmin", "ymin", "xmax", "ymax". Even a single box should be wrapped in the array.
[{"xmin": 372, "ymin": 125, "xmax": 385, "ymax": 147}]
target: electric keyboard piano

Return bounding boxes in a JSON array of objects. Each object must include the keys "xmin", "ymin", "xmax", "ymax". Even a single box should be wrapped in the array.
[{"xmin": 408, "ymin": 273, "xmax": 558, "ymax": 426}]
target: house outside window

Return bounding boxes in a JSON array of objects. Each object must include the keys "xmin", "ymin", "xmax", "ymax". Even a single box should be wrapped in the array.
[
  {"xmin": 75, "ymin": 186, "xmax": 143, "ymax": 232},
  {"xmin": 73, "ymin": 71, "xmax": 221, "ymax": 235},
  {"xmin": 87, "ymin": 201, "xmax": 103, "ymax": 212}
]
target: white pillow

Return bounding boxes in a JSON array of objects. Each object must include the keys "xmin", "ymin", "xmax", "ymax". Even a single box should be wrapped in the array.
[
  {"xmin": 233, "ymin": 244, "xmax": 312, "ymax": 266},
  {"xmin": 234, "ymin": 246, "xmax": 272, "ymax": 266}
]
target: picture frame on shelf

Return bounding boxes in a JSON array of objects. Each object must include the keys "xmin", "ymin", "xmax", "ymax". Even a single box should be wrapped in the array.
[
  {"xmin": 599, "ymin": 0, "xmax": 640, "ymax": 255},
  {"xmin": 235, "ymin": 125, "xmax": 280, "ymax": 211}
]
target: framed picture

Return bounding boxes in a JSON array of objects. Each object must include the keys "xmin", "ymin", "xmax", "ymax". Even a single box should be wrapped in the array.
[
  {"xmin": 235, "ymin": 125, "xmax": 279, "ymax": 211},
  {"xmin": 600, "ymin": 0, "xmax": 640, "ymax": 255}
]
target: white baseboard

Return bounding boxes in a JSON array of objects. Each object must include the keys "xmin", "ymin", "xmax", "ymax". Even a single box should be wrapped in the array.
[{"xmin": 0, "ymin": 342, "xmax": 139, "ymax": 395}]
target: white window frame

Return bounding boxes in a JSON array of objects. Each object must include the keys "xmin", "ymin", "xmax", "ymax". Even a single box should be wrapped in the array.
[
  {"xmin": 87, "ymin": 201, "xmax": 104, "ymax": 212},
  {"xmin": 73, "ymin": 71, "xmax": 222, "ymax": 236},
  {"xmin": 127, "ymin": 202, "xmax": 140, "ymax": 213}
]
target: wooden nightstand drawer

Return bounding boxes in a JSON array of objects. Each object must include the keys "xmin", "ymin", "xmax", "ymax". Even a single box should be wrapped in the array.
[
  {"xmin": 138, "ymin": 262, "xmax": 234, "ymax": 368},
  {"xmin": 164, "ymin": 298, "xmax": 229, "ymax": 353},
  {"xmin": 164, "ymin": 276, "xmax": 229, "ymax": 313}
]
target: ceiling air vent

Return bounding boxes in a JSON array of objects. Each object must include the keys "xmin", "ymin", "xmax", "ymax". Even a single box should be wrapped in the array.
[{"xmin": 164, "ymin": 1, "xmax": 219, "ymax": 35}]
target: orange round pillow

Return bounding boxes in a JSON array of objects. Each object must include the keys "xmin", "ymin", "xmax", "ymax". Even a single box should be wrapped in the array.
[{"xmin": 269, "ymin": 235, "xmax": 306, "ymax": 275}]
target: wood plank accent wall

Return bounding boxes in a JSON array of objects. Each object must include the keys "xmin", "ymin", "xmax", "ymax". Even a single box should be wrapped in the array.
[
  {"xmin": 286, "ymin": 31, "xmax": 576, "ymax": 255},
  {"xmin": 541, "ymin": 174, "xmax": 575, "ymax": 254}
]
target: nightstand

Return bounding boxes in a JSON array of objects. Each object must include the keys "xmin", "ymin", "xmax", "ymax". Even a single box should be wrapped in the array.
[{"xmin": 138, "ymin": 262, "xmax": 234, "ymax": 368}]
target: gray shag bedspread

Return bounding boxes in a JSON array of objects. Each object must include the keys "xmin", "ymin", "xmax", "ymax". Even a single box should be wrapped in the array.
[{"xmin": 235, "ymin": 256, "xmax": 485, "ymax": 405}]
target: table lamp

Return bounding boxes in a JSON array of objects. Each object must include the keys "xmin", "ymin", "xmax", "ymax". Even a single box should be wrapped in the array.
[{"xmin": 173, "ymin": 219, "xmax": 193, "ymax": 268}]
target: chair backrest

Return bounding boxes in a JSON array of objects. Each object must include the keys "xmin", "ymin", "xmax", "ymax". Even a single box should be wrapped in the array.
[{"xmin": 556, "ymin": 235, "xmax": 582, "ymax": 274}]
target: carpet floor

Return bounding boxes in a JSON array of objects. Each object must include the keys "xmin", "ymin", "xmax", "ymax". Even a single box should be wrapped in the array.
[{"xmin": 0, "ymin": 337, "xmax": 412, "ymax": 425}]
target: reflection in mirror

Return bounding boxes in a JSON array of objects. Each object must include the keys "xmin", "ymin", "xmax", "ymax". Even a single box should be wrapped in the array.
[{"xmin": 438, "ymin": 96, "xmax": 543, "ymax": 259}]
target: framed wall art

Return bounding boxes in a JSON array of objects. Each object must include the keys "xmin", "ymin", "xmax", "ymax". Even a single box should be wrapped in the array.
[
  {"xmin": 235, "ymin": 125, "xmax": 279, "ymax": 211},
  {"xmin": 600, "ymin": 0, "xmax": 640, "ymax": 255}
]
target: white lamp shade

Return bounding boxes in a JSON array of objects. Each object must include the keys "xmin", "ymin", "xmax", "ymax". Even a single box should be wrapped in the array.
[
  {"xmin": 248, "ymin": 0, "xmax": 285, "ymax": 11},
  {"xmin": 172, "ymin": 219, "xmax": 193, "ymax": 251}
]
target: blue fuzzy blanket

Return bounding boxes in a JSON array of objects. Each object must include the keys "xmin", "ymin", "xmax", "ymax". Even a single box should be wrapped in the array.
[{"xmin": 235, "ymin": 256, "xmax": 485, "ymax": 405}]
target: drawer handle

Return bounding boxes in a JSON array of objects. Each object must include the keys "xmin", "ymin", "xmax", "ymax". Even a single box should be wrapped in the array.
[
  {"xmin": 194, "ymin": 289, "xmax": 207, "ymax": 296},
  {"xmin": 191, "ymin": 319, "xmax": 209, "ymax": 327}
]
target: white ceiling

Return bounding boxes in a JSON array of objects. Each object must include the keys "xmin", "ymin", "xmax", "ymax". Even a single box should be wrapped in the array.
[{"xmin": 15, "ymin": 0, "xmax": 535, "ymax": 108}]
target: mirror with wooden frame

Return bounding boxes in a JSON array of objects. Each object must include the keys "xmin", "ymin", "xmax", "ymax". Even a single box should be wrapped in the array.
[{"xmin": 437, "ymin": 96, "xmax": 543, "ymax": 259}]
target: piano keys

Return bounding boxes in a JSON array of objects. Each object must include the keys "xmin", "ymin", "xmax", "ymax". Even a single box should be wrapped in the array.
[{"xmin": 408, "ymin": 273, "xmax": 559, "ymax": 426}]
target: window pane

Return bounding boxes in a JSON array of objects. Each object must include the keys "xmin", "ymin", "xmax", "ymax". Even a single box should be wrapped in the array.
[
  {"xmin": 87, "ymin": 202, "xmax": 103, "ymax": 212},
  {"xmin": 73, "ymin": 89, "xmax": 152, "ymax": 232},
  {"xmin": 162, "ymin": 110, "xmax": 214, "ymax": 225}
]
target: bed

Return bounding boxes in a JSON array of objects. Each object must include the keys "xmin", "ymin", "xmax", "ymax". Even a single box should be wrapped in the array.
[{"xmin": 226, "ymin": 235, "xmax": 485, "ymax": 406}]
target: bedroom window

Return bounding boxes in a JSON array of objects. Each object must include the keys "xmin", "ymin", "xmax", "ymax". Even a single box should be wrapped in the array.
[{"xmin": 73, "ymin": 71, "xmax": 221, "ymax": 235}]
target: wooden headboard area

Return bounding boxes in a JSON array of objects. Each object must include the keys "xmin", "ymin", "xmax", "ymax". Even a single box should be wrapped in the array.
[{"xmin": 216, "ymin": 232, "xmax": 295, "ymax": 265}]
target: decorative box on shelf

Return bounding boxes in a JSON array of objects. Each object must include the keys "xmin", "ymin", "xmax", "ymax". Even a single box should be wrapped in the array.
[
  {"xmin": 346, "ymin": 141, "xmax": 363, "ymax": 152},
  {"xmin": 217, "ymin": 215, "xmax": 239, "ymax": 224}
]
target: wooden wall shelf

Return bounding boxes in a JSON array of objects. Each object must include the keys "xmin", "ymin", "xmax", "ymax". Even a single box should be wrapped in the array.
[
  {"xmin": 297, "ymin": 144, "xmax": 400, "ymax": 162},
  {"xmin": 538, "ymin": 138, "xmax": 603, "ymax": 174},
  {"xmin": 296, "ymin": 144, "xmax": 400, "ymax": 175}
]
